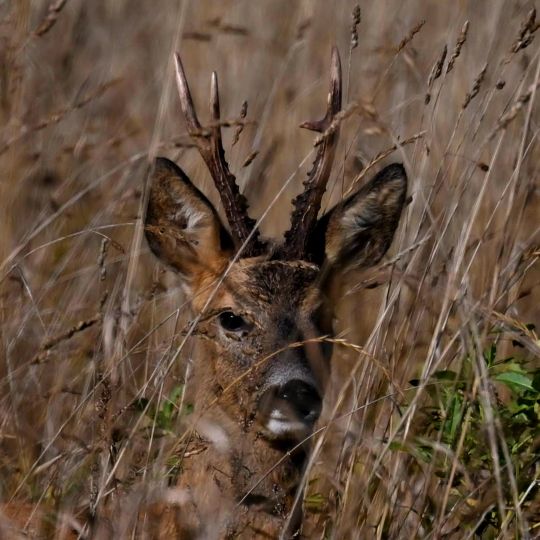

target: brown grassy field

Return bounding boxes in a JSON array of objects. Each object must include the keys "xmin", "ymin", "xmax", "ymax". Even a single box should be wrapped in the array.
[{"xmin": 0, "ymin": 0, "xmax": 539, "ymax": 538}]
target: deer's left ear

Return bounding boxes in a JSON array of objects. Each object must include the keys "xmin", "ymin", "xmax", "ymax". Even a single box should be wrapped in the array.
[{"xmin": 310, "ymin": 163, "xmax": 408, "ymax": 271}]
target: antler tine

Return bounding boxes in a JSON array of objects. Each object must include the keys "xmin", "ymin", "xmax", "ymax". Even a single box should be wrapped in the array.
[
  {"xmin": 173, "ymin": 53, "xmax": 264, "ymax": 256},
  {"xmin": 174, "ymin": 53, "xmax": 202, "ymax": 134},
  {"xmin": 210, "ymin": 71, "xmax": 221, "ymax": 131},
  {"xmin": 282, "ymin": 47, "xmax": 342, "ymax": 260}
]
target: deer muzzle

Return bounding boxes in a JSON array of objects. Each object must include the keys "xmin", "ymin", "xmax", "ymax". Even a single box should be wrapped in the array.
[{"xmin": 258, "ymin": 358, "xmax": 322, "ymax": 441}]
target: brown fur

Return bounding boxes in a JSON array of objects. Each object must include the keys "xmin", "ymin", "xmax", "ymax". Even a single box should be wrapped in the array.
[
  {"xmin": 145, "ymin": 260, "xmax": 326, "ymax": 538},
  {"xmin": 0, "ymin": 502, "xmax": 81, "ymax": 539},
  {"xmin": 142, "ymin": 157, "xmax": 407, "ymax": 538}
]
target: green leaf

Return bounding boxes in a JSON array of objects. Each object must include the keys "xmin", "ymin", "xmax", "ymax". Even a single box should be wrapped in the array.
[
  {"xmin": 389, "ymin": 441, "xmax": 408, "ymax": 452},
  {"xmin": 432, "ymin": 370, "xmax": 460, "ymax": 382},
  {"xmin": 500, "ymin": 361, "xmax": 527, "ymax": 374},
  {"xmin": 169, "ymin": 385, "xmax": 185, "ymax": 403},
  {"xmin": 495, "ymin": 371, "xmax": 535, "ymax": 392},
  {"xmin": 532, "ymin": 371, "xmax": 540, "ymax": 392},
  {"xmin": 484, "ymin": 343, "xmax": 497, "ymax": 366},
  {"xmin": 445, "ymin": 394, "xmax": 463, "ymax": 443},
  {"xmin": 155, "ymin": 385, "xmax": 185, "ymax": 430},
  {"xmin": 415, "ymin": 445, "xmax": 433, "ymax": 463},
  {"xmin": 304, "ymin": 493, "xmax": 326, "ymax": 511}
]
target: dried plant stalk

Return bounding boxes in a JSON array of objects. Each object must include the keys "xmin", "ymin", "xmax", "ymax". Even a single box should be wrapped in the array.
[
  {"xmin": 425, "ymin": 44, "xmax": 447, "ymax": 104},
  {"xmin": 0, "ymin": 79, "xmax": 120, "ymax": 156},
  {"xmin": 446, "ymin": 20, "xmax": 469, "ymax": 74},
  {"xmin": 510, "ymin": 8, "xmax": 538, "ymax": 54},
  {"xmin": 32, "ymin": 315, "xmax": 101, "ymax": 364},
  {"xmin": 242, "ymin": 150, "xmax": 259, "ymax": 168},
  {"xmin": 98, "ymin": 239, "xmax": 109, "ymax": 282},
  {"xmin": 397, "ymin": 19, "xmax": 426, "ymax": 52},
  {"xmin": 232, "ymin": 101, "xmax": 248, "ymax": 146},
  {"xmin": 350, "ymin": 5, "xmax": 361, "ymax": 50},
  {"xmin": 462, "ymin": 63, "xmax": 488, "ymax": 109},
  {"xmin": 33, "ymin": 0, "xmax": 69, "ymax": 37},
  {"xmin": 490, "ymin": 82, "xmax": 538, "ymax": 138}
]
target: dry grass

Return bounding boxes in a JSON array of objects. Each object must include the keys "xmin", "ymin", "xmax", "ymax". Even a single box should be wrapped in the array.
[{"xmin": 0, "ymin": 0, "xmax": 539, "ymax": 538}]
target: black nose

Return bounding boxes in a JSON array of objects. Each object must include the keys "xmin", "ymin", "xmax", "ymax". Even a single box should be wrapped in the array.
[{"xmin": 277, "ymin": 380, "xmax": 322, "ymax": 424}]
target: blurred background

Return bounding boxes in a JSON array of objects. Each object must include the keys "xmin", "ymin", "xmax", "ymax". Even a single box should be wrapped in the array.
[{"xmin": 0, "ymin": 1, "xmax": 539, "ymax": 538}]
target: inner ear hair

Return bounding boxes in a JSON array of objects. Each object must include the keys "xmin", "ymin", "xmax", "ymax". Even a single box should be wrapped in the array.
[
  {"xmin": 311, "ymin": 163, "xmax": 408, "ymax": 272},
  {"xmin": 144, "ymin": 157, "xmax": 233, "ymax": 277}
]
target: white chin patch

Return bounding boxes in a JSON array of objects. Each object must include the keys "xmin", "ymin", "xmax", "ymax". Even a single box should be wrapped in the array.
[{"xmin": 266, "ymin": 410, "xmax": 306, "ymax": 437}]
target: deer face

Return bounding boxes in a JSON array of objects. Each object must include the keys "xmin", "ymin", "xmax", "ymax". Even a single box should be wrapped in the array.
[
  {"xmin": 145, "ymin": 158, "xmax": 407, "ymax": 442},
  {"xmin": 192, "ymin": 258, "xmax": 329, "ymax": 441},
  {"xmin": 144, "ymin": 49, "xmax": 407, "ymax": 444}
]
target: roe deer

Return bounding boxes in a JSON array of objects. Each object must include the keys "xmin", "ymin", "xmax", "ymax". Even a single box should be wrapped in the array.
[{"xmin": 143, "ymin": 47, "xmax": 407, "ymax": 539}]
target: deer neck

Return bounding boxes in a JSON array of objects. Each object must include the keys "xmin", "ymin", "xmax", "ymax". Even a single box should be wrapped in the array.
[{"xmin": 185, "ymin": 345, "xmax": 308, "ymax": 519}]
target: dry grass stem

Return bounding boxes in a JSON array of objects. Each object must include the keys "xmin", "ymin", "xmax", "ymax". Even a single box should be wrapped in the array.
[
  {"xmin": 350, "ymin": 5, "xmax": 361, "ymax": 50},
  {"xmin": 510, "ymin": 8, "xmax": 539, "ymax": 54},
  {"xmin": 397, "ymin": 19, "xmax": 426, "ymax": 53},
  {"xmin": 32, "ymin": 0, "xmax": 69, "ymax": 37},
  {"xmin": 1, "ymin": 3, "xmax": 538, "ymax": 538},
  {"xmin": 462, "ymin": 63, "xmax": 488, "ymax": 109},
  {"xmin": 446, "ymin": 20, "xmax": 470, "ymax": 74},
  {"xmin": 425, "ymin": 44, "xmax": 448, "ymax": 104}
]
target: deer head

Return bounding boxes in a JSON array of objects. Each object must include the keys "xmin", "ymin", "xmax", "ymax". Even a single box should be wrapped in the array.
[
  {"xmin": 145, "ymin": 48, "xmax": 407, "ymax": 441},
  {"xmin": 144, "ymin": 48, "xmax": 407, "ymax": 535}
]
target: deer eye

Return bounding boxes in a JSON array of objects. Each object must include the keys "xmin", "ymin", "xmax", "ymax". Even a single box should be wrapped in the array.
[{"xmin": 218, "ymin": 311, "xmax": 250, "ymax": 333}]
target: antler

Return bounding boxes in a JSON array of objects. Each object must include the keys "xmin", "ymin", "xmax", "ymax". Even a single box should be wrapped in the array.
[
  {"xmin": 282, "ymin": 47, "xmax": 342, "ymax": 260},
  {"xmin": 173, "ymin": 53, "xmax": 265, "ymax": 256}
]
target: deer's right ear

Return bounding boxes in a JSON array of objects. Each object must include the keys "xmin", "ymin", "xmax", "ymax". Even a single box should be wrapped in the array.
[{"xmin": 145, "ymin": 158, "xmax": 233, "ymax": 281}]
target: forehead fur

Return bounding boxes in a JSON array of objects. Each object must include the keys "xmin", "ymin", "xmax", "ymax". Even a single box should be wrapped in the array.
[
  {"xmin": 240, "ymin": 260, "xmax": 320, "ymax": 307},
  {"xmin": 191, "ymin": 259, "xmax": 321, "ymax": 313}
]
